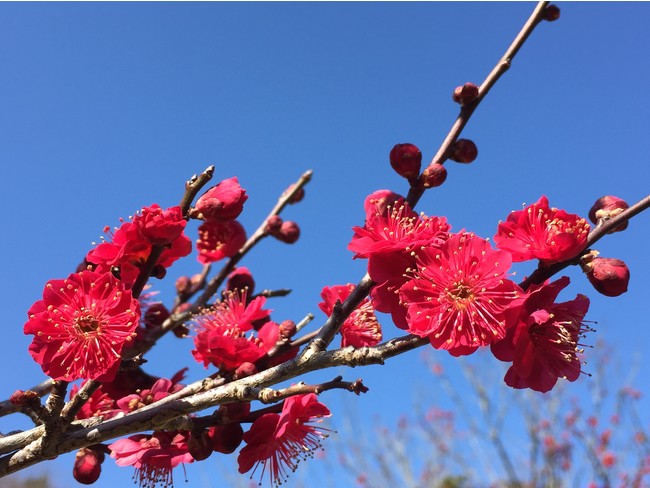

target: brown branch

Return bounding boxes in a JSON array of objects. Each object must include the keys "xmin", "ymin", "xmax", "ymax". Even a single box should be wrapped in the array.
[
  {"xmin": 245, "ymin": 376, "xmax": 369, "ymax": 405},
  {"xmin": 406, "ymin": 1, "xmax": 551, "ymax": 209},
  {"xmin": 0, "ymin": 380, "xmax": 53, "ymax": 419},
  {"xmin": 520, "ymin": 193, "xmax": 650, "ymax": 289},
  {"xmin": 180, "ymin": 165, "xmax": 215, "ymax": 217}
]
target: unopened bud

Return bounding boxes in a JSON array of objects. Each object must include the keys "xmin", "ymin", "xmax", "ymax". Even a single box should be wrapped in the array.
[
  {"xmin": 449, "ymin": 139, "xmax": 478, "ymax": 164},
  {"xmin": 195, "ymin": 177, "xmax": 248, "ymax": 222},
  {"xmin": 234, "ymin": 362, "xmax": 258, "ymax": 379},
  {"xmin": 265, "ymin": 215, "xmax": 283, "ymax": 235},
  {"xmin": 452, "ymin": 82, "xmax": 479, "ymax": 105},
  {"xmin": 144, "ymin": 303, "xmax": 170, "ymax": 329},
  {"xmin": 173, "ymin": 324, "xmax": 190, "ymax": 338},
  {"xmin": 226, "ymin": 267, "xmax": 255, "ymax": 295},
  {"xmin": 151, "ymin": 265, "xmax": 167, "ymax": 280},
  {"xmin": 284, "ymin": 184, "xmax": 305, "ymax": 204},
  {"xmin": 543, "ymin": 4, "xmax": 560, "ymax": 22},
  {"xmin": 211, "ymin": 423, "xmax": 244, "ymax": 454},
  {"xmin": 583, "ymin": 257, "xmax": 630, "ymax": 297},
  {"xmin": 419, "ymin": 164, "xmax": 448, "ymax": 189},
  {"xmin": 73, "ymin": 448, "xmax": 104, "ymax": 485},
  {"xmin": 175, "ymin": 276, "xmax": 191, "ymax": 295},
  {"xmin": 9, "ymin": 390, "xmax": 39, "ymax": 407},
  {"xmin": 275, "ymin": 221, "xmax": 300, "ymax": 244},
  {"xmin": 279, "ymin": 320, "xmax": 297, "ymax": 339},
  {"xmin": 588, "ymin": 196, "xmax": 629, "ymax": 233},
  {"xmin": 389, "ymin": 143, "xmax": 422, "ymax": 182},
  {"xmin": 188, "ymin": 429, "xmax": 213, "ymax": 461}
]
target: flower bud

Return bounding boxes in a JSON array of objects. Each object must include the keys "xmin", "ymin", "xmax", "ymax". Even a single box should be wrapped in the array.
[
  {"xmin": 448, "ymin": 139, "xmax": 478, "ymax": 163},
  {"xmin": 265, "ymin": 215, "xmax": 283, "ymax": 234},
  {"xmin": 452, "ymin": 82, "xmax": 479, "ymax": 105},
  {"xmin": 151, "ymin": 264, "xmax": 167, "ymax": 280},
  {"xmin": 210, "ymin": 423, "xmax": 244, "ymax": 454},
  {"xmin": 543, "ymin": 4, "xmax": 560, "ymax": 22},
  {"xmin": 144, "ymin": 303, "xmax": 170, "ymax": 329},
  {"xmin": 73, "ymin": 448, "xmax": 104, "ymax": 485},
  {"xmin": 588, "ymin": 195, "xmax": 629, "ymax": 233},
  {"xmin": 173, "ymin": 324, "xmax": 190, "ymax": 338},
  {"xmin": 188, "ymin": 429, "xmax": 213, "ymax": 461},
  {"xmin": 195, "ymin": 177, "xmax": 248, "ymax": 222},
  {"xmin": 363, "ymin": 190, "xmax": 404, "ymax": 218},
  {"xmin": 175, "ymin": 276, "xmax": 191, "ymax": 296},
  {"xmin": 584, "ymin": 257, "xmax": 630, "ymax": 297},
  {"xmin": 389, "ymin": 143, "xmax": 422, "ymax": 182},
  {"xmin": 274, "ymin": 221, "xmax": 300, "ymax": 244},
  {"xmin": 226, "ymin": 267, "xmax": 255, "ymax": 295},
  {"xmin": 234, "ymin": 362, "xmax": 258, "ymax": 379},
  {"xmin": 9, "ymin": 390, "xmax": 39, "ymax": 407},
  {"xmin": 284, "ymin": 184, "xmax": 305, "ymax": 204},
  {"xmin": 419, "ymin": 164, "xmax": 447, "ymax": 189},
  {"xmin": 138, "ymin": 205, "xmax": 186, "ymax": 245},
  {"xmin": 279, "ymin": 319, "xmax": 297, "ymax": 339}
]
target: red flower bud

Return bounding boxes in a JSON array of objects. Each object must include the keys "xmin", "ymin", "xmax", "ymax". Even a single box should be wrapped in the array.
[
  {"xmin": 173, "ymin": 324, "xmax": 190, "ymax": 338},
  {"xmin": 279, "ymin": 319, "xmax": 297, "ymax": 339},
  {"xmin": 138, "ymin": 205, "xmax": 186, "ymax": 246},
  {"xmin": 265, "ymin": 215, "xmax": 283, "ymax": 234},
  {"xmin": 363, "ymin": 190, "xmax": 403, "ymax": 218},
  {"xmin": 196, "ymin": 177, "xmax": 248, "ymax": 222},
  {"xmin": 73, "ymin": 448, "xmax": 104, "ymax": 485},
  {"xmin": 389, "ymin": 143, "xmax": 422, "ymax": 182},
  {"xmin": 584, "ymin": 257, "xmax": 630, "ymax": 297},
  {"xmin": 188, "ymin": 429, "xmax": 213, "ymax": 461},
  {"xmin": 151, "ymin": 264, "xmax": 167, "ymax": 280},
  {"xmin": 449, "ymin": 139, "xmax": 478, "ymax": 163},
  {"xmin": 419, "ymin": 164, "xmax": 448, "ymax": 189},
  {"xmin": 588, "ymin": 195, "xmax": 629, "ymax": 233},
  {"xmin": 274, "ymin": 221, "xmax": 300, "ymax": 244},
  {"xmin": 143, "ymin": 303, "xmax": 170, "ymax": 329},
  {"xmin": 9, "ymin": 390, "xmax": 39, "ymax": 407},
  {"xmin": 175, "ymin": 276, "xmax": 191, "ymax": 296},
  {"xmin": 543, "ymin": 4, "xmax": 560, "ymax": 22},
  {"xmin": 452, "ymin": 82, "xmax": 479, "ymax": 105},
  {"xmin": 210, "ymin": 423, "xmax": 244, "ymax": 454},
  {"xmin": 226, "ymin": 267, "xmax": 255, "ymax": 295},
  {"xmin": 234, "ymin": 362, "xmax": 258, "ymax": 379}
]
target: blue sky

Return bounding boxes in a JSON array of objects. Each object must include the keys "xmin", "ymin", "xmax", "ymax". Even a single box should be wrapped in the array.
[{"xmin": 1, "ymin": 2, "xmax": 649, "ymax": 486}]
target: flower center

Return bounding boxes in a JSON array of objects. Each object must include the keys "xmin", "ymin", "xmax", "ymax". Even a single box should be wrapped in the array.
[
  {"xmin": 74, "ymin": 314, "xmax": 102, "ymax": 335},
  {"xmin": 447, "ymin": 281, "xmax": 474, "ymax": 307}
]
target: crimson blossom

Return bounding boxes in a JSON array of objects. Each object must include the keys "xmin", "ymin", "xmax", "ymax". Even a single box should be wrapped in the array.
[
  {"xmin": 319, "ymin": 284, "xmax": 382, "ymax": 347},
  {"xmin": 493, "ymin": 195, "xmax": 590, "ymax": 264},
  {"xmin": 196, "ymin": 219, "xmax": 247, "ymax": 264},
  {"xmin": 349, "ymin": 190, "xmax": 451, "ymax": 329},
  {"xmin": 399, "ymin": 232, "xmax": 522, "ymax": 356},
  {"xmin": 86, "ymin": 204, "xmax": 191, "ymax": 288},
  {"xmin": 109, "ymin": 431, "xmax": 194, "ymax": 488},
  {"xmin": 491, "ymin": 276, "xmax": 590, "ymax": 393},
  {"xmin": 237, "ymin": 393, "xmax": 331, "ymax": 486},
  {"xmin": 24, "ymin": 270, "xmax": 141, "ymax": 381}
]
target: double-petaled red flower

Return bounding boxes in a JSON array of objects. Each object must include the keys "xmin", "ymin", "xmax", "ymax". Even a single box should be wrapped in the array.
[
  {"xmin": 399, "ymin": 232, "xmax": 522, "ymax": 356},
  {"xmin": 491, "ymin": 276, "xmax": 590, "ymax": 393},
  {"xmin": 494, "ymin": 196, "xmax": 590, "ymax": 264},
  {"xmin": 319, "ymin": 284, "xmax": 382, "ymax": 347},
  {"xmin": 87, "ymin": 204, "xmax": 191, "ymax": 288},
  {"xmin": 349, "ymin": 192, "xmax": 451, "ymax": 329},
  {"xmin": 24, "ymin": 270, "xmax": 140, "ymax": 381},
  {"xmin": 237, "ymin": 393, "xmax": 331, "ymax": 486},
  {"xmin": 109, "ymin": 431, "xmax": 194, "ymax": 488},
  {"xmin": 191, "ymin": 292, "xmax": 275, "ymax": 371}
]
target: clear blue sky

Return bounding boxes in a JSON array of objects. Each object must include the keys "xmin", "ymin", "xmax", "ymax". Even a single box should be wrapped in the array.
[{"xmin": 1, "ymin": 3, "xmax": 649, "ymax": 487}]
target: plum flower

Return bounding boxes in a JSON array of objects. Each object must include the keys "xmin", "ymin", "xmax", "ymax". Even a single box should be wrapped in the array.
[
  {"xmin": 399, "ymin": 232, "xmax": 522, "ymax": 356},
  {"xmin": 196, "ymin": 220, "xmax": 247, "ymax": 264},
  {"xmin": 349, "ymin": 193, "xmax": 451, "ymax": 328},
  {"xmin": 237, "ymin": 393, "xmax": 331, "ymax": 486},
  {"xmin": 319, "ymin": 284, "xmax": 382, "ymax": 347},
  {"xmin": 24, "ymin": 270, "xmax": 140, "ymax": 381},
  {"xmin": 494, "ymin": 196, "xmax": 590, "ymax": 264},
  {"xmin": 109, "ymin": 431, "xmax": 194, "ymax": 488},
  {"xmin": 491, "ymin": 276, "xmax": 590, "ymax": 392},
  {"xmin": 195, "ymin": 176, "xmax": 248, "ymax": 221}
]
